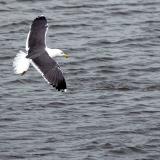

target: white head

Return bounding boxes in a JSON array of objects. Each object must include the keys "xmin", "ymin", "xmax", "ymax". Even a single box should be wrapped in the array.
[{"xmin": 46, "ymin": 48, "xmax": 69, "ymax": 58}]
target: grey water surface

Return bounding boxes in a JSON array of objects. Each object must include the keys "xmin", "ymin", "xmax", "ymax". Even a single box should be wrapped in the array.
[{"xmin": 1, "ymin": 0, "xmax": 160, "ymax": 159}]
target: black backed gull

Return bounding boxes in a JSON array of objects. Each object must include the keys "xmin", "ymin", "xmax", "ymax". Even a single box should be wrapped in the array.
[{"xmin": 13, "ymin": 16, "xmax": 68, "ymax": 91}]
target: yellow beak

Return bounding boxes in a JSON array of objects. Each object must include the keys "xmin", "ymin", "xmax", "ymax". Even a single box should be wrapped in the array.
[{"xmin": 64, "ymin": 53, "xmax": 69, "ymax": 58}]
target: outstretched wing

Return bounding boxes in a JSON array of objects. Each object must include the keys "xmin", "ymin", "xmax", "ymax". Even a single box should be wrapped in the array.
[
  {"xmin": 25, "ymin": 16, "xmax": 67, "ymax": 91},
  {"xmin": 31, "ymin": 50, "xmax": 67, "ymax": 91},
  {"xmin": 27, "ymin": 16, "xmax": 48, "ymax": 51}
]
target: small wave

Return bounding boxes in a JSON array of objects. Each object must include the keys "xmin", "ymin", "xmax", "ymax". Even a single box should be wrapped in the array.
[
  {"xmin": 48, "ymin": 4, "xmax": 105, "ymax": 10},
  {"xmin": 110, "ymin": 146, "xmax": 146, "ymax": 155},
  {"xmin": 140, "ymin": 20, "xmax": 160, "ymax": 25},
  {"xmin": 0, "ymin": 155, "xmax": 25, "ymax": 159},
  {"xmin": 16, "ymin": 0, "xmax": 45, "ymax": 2},
  {"xmin": 73, "ymin": 141, "xmax": 113, "ymax": 152},
  {"xmin": 78, "ymin": 57, "xmax": 115, "ymax": 64},
  {"xmin": 0, "ymin": 9, "xmax": 9, "ymax": 12},
  {"xmin": 50, "ymin": 23, "xmax": 91, "ymax": 29},
  {"xmin": 86, "ymin": 40, "xmax": 112, "ymax": 47},
  {"xmin": 110, "ymin": 10, "xmax": 148, "ymax": 16},
  {"xmin": 0, "ymin": 117, "xmax": 18, "ymax": 122},
  {"xmin": 0, "ymin": 1, "xmax": 6, "ymax": 4},
  {"xmin": 95, "ymin": 82, "xmax": 139, "ymax": 91},
  {"xmin": 86, "ymin": 37, "xmax": 151, "ymax": 47},
  {"xmin": 108, "ymin": 2, "xmax": 160, "ymax": 7},
  {"xmin": 5, "ymin": 79, "xmax": 39, "ymax": 85},
  {"xmin": 144, "ymin": 85, "xmax": 160, "ymax": 91},
  {"xmin": 113, "ymin": 37, "xmax": 151, "ymax": 45},
  {"xmin": 96, "ymin": 68, "xmax": 117, "ymax": 74},
  {"xmin": 0, "ymin": 20, "xmax": 29, "ymax": 29},
  {"xmin": 130, "ymin": 67, "xmax": 160, "ymax": 73},
  {"xmin": 0, "ymin": 55, "xmax": 11, "ymax": 60},
  {"xmin": 46, "ymin": 102, "xmax": 67, "ymax": 108}
]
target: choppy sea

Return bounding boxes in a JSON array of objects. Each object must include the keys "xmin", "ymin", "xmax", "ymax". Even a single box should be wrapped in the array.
[{"xmin": 1, "ymin": 0, "xmax": 160, "ymax": 159}]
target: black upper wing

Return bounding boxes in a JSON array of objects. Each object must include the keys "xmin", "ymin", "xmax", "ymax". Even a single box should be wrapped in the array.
[
  {"xmin": 28, "ymin": 16, "xmax": 48, "ymax": 50},
  {"xmin": 26, "ymin": 16, "xmax": 67, "ymax": 91},
  {"xmin": 32, "ymin": 50, "xmax": 67, "ymax": 91}
]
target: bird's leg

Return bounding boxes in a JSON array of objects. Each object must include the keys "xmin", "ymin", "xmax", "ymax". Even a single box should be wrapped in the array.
[{"xmin": 21, "ymin": 71, "xmax": 27, "ymax": 76}]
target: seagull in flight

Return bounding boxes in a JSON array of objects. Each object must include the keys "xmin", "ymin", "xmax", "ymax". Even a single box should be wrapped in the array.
[{"xmin": 13, "ymin": 16, "xmax": 69, "ymax": 91}]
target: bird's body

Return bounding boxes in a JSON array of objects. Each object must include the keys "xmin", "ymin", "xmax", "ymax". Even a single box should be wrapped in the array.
[{"xmin": 13, "ymin": 16, "xmax": 68, "ymax": 91}]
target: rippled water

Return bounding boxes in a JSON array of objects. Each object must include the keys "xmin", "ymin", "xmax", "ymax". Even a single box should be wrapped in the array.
[{"xmin": 1, "ymin": 0, "xmax": 160, "ymax": 159}]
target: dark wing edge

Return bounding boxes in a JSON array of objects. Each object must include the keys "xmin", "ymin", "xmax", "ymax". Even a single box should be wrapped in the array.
[
  {"xmin": 31, "ymin": 50, "xmax": 67, "ymax": 91},
  {"xmin": 44, "ymin": 67, "xmax": 67, "ymax": 91}
]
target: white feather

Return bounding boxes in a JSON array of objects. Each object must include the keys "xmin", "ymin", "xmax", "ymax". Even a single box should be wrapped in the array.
[
  {"xmin": 13, "ymin": 50, "xmax": 30, "ymax": 74},
  {"xmin": 46, "ymin": 47, "xmax": 63, "ymax": 58},
  {"xmin": 25, "ymin": 31, "xmax": 30, "ymax": 51}
]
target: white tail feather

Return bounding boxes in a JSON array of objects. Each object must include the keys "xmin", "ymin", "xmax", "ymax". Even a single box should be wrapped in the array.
[{"xmin": 13, "ymin": 50, "xmax": 30, "ymax": 74}]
